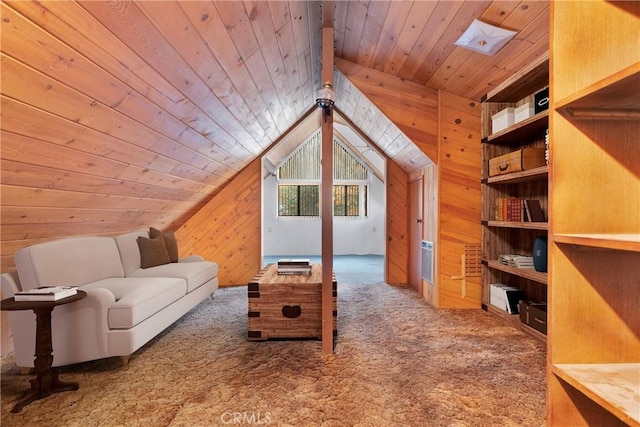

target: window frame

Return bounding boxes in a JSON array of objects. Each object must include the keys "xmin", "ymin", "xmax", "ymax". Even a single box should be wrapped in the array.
[{"xmin": 276, "ymin": 181, "xmax": 369, "ymax": 218}]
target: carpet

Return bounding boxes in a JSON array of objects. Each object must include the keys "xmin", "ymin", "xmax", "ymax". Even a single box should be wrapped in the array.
[{"xmin": 1, "ymin": 282, "xmax": 546, "ymax": 426}]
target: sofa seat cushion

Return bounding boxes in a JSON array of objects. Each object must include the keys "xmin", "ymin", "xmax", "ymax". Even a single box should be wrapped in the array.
[
  {"xmin": 81, "ymin": 277, "xmax": 187, "ymax": 329},
  {"xmin": 128, "ymin": 261, "xmax": 218, "ymax": 293}
]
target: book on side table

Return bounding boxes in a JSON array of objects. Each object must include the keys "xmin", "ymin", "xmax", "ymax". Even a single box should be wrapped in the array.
[{"xmin": 14, "ymin": 286, "xmax": 78, "ymax": 301}]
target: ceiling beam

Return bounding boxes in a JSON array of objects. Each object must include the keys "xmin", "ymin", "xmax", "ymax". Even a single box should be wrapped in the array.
[
  {"xmin": 321, "ymin": 25, "xmax": 334, "ymax": 355},
  {"xmin": 321, "ymin": 1, "xmax": 336, "ymax": 28}
]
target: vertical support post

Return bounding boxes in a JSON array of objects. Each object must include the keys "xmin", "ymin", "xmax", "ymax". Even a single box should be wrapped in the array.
[{"xmin": 321, "ymin": 26, "xmax": 334, "ymax": 355}]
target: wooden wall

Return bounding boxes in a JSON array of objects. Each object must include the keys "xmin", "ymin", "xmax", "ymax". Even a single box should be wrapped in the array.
[
  {"xmin": 386, "ymin": 161, "xmax": 409, "ymax": 285},
  {"xmin": 436, "ymin": 91, "xmax": 482, "ymax": 308},
  {"xmin": 420, "ymin": 163, "xmax": 439, "ymax": 306},
  {"xmin": 175, "ymin": 159, "xmax": 262, "ymax": 287}
]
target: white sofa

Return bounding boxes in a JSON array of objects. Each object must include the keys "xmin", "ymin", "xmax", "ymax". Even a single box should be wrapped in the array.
[{"xmin": 1, "ymin": 230, "xmax": 218, "ymax": 368}]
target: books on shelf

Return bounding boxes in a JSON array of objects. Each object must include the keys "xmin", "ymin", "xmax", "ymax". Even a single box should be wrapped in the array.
[
  {"xmin": 277, "ymin": 259, "xmax": 311, "ymax": 275},
  {"xmin": 14, "ymin": 286, "xmax": 78, "ymax": 301},
  {"xmin": 495, "ymin": 198, "xmax": 546, "ymax": 222},
  {"xmin": 499, "ymin": 254, "xmax": 535, "ymax": 269},
  {"xmin": 525, "ymin": 199, "xmax": 546, "ymax": 222},
  {"xmin": 490, "ymin": 283, "xmax": 525, "ymax": 314}
]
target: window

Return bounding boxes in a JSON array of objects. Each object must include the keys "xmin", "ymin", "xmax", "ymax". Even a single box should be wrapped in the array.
[
  {"xmin": 278, "ymin": 185, "xmax": 319, "ymax": 216},
  {"xmin": 333, "ymin": 185, "xmax": 359, "ymax": 216},
  {"xmin": 277, "ymin": 184, "xmax": 366, "ymax": 217},
  {"xmin": 276, "ymin": 131, "xmax": 370, "ymax": 218}
]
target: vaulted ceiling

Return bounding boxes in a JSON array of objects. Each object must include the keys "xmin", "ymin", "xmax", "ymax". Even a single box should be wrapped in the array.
[{"xmin": 0, "ymin": 0, "xmax": 549, "ymax": 270}]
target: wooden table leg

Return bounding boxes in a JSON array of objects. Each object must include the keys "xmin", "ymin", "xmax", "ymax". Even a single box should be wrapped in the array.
[{"xmin": 11, "ymin": 306, "xmax": 79, "ymax": 413}]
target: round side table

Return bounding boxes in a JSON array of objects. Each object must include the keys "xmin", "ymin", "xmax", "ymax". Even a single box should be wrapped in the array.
[{"xmin": 1, "ymin": 290, "xmax": 87, "ymax": 413}]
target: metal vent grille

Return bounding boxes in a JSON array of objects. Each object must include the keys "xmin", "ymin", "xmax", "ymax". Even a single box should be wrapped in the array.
[{"xmin": 421, "ymin": 240, "xmax": 434, "ymax": 284}]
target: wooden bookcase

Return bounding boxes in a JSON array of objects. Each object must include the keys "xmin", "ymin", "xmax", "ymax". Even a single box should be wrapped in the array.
[
  {"xmin": 548, "ymin": 1, "xmax": 640, "ymax": 426},
  {"xmin": 480, "ymin": 53, "xmax": 549, "ymax": 341}
]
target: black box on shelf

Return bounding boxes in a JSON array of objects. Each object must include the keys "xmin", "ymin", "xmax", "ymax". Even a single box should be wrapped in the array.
[
  {"xmin": 534, "ymin": 87, "xmax": 549, "ymax": 114},
  {"xmin": 519, "ymin": 301, "xmax": 547, "ymax": 335}
]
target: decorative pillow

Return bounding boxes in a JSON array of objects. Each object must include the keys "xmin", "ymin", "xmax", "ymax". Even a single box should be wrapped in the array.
[
  {"xmin": 137, "ymin": 236, "xmax": 171, "ymax": 269},
  {"xmin": 149, "ymin": 227, "xmax": 179, "ymax": 263}
]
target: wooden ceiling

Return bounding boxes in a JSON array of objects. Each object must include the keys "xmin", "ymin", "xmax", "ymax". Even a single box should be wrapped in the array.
[
  {"xmin": 0, "ymin": 0, "xmax": 549, "ymax": 270},
  {"xmin": 332, "ymin": 0, "xmax": 549, "ymax": 99}
]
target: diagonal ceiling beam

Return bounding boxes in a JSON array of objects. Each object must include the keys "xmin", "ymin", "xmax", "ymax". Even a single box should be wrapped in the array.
[{"xmin": 334, "ymin": 129, "xmax": 385, "ymax": 183}]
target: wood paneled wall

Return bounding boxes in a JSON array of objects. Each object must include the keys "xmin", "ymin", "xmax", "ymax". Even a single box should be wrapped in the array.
[
  {"xmin": 420, "ymin": 163, "xmax": 438, "ymax": 306},
  {"xmin": 175, "ymin": 159, "xmax": 262, "ymax": 287},
  {"xmin": 340, "ymin": 61, "xmax": 482, "ymax": 305},
  {"xmin": 386, "ymin": 161, "xmax": 409, "ymax": 285},
  {"xmin": 436, "ymin": 91, "xmax": 482, "ymax": 308}
]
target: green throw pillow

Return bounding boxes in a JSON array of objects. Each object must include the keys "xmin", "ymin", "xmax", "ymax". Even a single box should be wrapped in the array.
[
  {"xmin": 149, "ymin": 227, "xmax": 179, "ymax": 263},
  {"xmin": 137, "ymin": 236, "xmax": 171, "ymax": 269}
]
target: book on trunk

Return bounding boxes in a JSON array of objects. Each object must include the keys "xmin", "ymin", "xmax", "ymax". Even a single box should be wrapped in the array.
[{"xmin": 277, "ymin": 259, "xmax": 312, "ymax": 275}]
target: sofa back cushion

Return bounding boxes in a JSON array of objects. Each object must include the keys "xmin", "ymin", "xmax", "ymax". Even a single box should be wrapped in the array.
[
  {"xmin": 114, "ymin": 230, "xmax": 149, "ymax": 276},
  {"xmin": 14, "ymin": 237, "xmax": 125, "ymax": 290}
]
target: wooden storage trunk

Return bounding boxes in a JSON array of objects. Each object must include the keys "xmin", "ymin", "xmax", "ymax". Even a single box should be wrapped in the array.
[
  {"xmin": 247, "ymin": 264, "xmax": 337, "ymax": 341},
  {"xmin": 488, "ymin": 147, "xmax": 546, "ymax": 177}
]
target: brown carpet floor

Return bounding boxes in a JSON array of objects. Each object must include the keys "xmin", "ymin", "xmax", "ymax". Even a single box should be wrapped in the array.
[{"xmin": 1, "ymin": 282, "xmax": 546, "ymax": 426}]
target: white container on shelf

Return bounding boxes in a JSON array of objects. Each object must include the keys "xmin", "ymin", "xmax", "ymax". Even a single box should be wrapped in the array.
[
  {"xmin": 514, "ymin": 102, "xmax": 534, "ymax": 124},
  {"xmin": 492, "ymin": 107, "xmax": 514, "ymax": 134}
]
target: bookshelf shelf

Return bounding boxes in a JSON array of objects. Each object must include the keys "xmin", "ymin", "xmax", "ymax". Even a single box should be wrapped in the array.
[
  {"xmin": 483, "ymin": 303, "xmax": 546, "ymax": 343},
  {"xmin": 483, "ymin": 52, "xmax": 549, "ymax": 103},
  {"xmin": 555, "ymin": 63, "xmax": 640, "ymax": 118},
  {"xmin": 481, "ymin": 53, "xmax": 549, "ymax": 340},
  {"xmin": 485, "ymin": 260, "xmax": 547, "ymax": 285},
  {"xmin": 483, "ymin": 110, "xmax": 549, "ymax": 145},
  {"xmin": 552, "ymin": 363, "xmax": 640, "ymax": 426},
  {"xmin": 487, "ymin": 221, "xmax": 548, "ymax": 231},
  {"xmin": 548, "ymin": 2, "xmax": 640, "ymax": 425},
  {"xmin": 486, "ymin": 165, "xmax": 548, "ymax": 184},
  {"xmin": 554, "ymin": 234, "xmax": 640, "ymax": 252}
]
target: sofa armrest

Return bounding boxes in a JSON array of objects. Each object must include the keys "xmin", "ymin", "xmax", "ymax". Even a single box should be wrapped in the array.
[
  {"xmin": 1, "ymin": 271, "xmax": 21, "ymax": 297},
  {"xmin": 179, "ymin": 255, "xmax": 204, "ymax": 263}
]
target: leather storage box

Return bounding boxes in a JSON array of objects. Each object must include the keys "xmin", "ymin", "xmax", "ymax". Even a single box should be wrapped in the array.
[
  {"xmin": 519, "ymin": 301, "xmax": 547, "ymax": 335},
  {"xmin": 489, "ymin": 148, "xmax": 546, "ymax": 177}
]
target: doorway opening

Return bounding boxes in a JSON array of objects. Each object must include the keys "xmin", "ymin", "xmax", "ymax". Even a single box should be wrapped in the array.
[{"xmin": 261, "ymin": 114, "xmax": 386, "ymax": 285}]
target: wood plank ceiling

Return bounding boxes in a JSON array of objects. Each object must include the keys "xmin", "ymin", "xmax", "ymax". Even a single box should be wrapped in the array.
[{"xmin": 0, "ymin": 1, "xmax": 549, "ymax": 271}]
